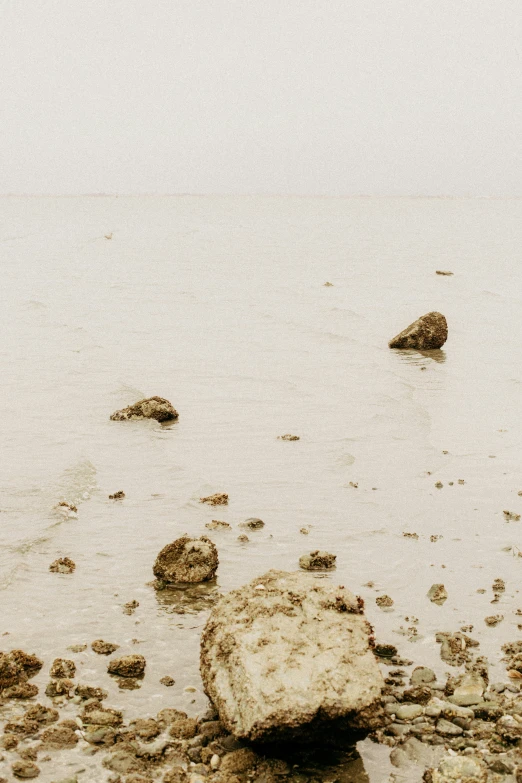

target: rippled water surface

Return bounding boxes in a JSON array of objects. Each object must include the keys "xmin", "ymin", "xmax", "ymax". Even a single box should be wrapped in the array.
[{"xmin": 1, "ymin": 196, "xmax": 522, "ymax": 780}]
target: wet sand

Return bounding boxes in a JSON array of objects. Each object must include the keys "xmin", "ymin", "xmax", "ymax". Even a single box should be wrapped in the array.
[{"xmin": 0, "ymin": 196, "xmax": 521, "ymax": 780}]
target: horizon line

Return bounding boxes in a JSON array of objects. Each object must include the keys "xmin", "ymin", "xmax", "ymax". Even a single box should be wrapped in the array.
[{"xmin": 1, "ymin": 192, "xmax": 522, "ymax": 200}]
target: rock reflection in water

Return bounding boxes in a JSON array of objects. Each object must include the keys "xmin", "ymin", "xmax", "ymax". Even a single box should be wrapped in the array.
[{"xmin": 153, "ymin": 579, "xmax": 221, "ymax": 614}]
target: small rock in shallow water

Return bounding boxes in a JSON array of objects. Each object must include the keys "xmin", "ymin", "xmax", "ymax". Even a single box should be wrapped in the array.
[
  {"xmin": 107, "ymin": 654, "xmax": 145, "ymax": 678},
  {"xmin": 375, "ymin": 594, "xmax": 394, "ymax": 608},
  {"xmin": 205, "ymin": 520, "xmax": 231, "ymax": 531},
  {"xmin": 503, "ymin": 509, "xmax": 521, "ymax": 522},
  {"xmin": 484, "ymin": 615, "xmax": 503, "ymax": 627},
  {"xmin": 108, "ymin": 491, "xmax": 125, "ymax": 500},
  {"xmin": 427, "ymin": 584, "xmax": 448, "ymax": 605},
  {"xmin": 153, "ymin": 536, "xmax": 218, "ymax": 583},
  {"xmin": 200, "ymin": 492, "xmax": 228, "ymax": 506},
  {"xmin": 298, "ymin": 550, "xmax": 336, "ymax": 570},
  {"xmin": 435, "ymin": 270, "xmax": 454, "ymax": 276},
  {"xmin": 240, "ymin": 518, "xmax": 265, "ymax": 530},
  {"xmin": 278, "ymin": 434, "xmax": 300, "ymax": 441},
  {"xmin": 123, "ymin": 600, "xmax": 139, "ymax": 615},
  {"xmin": 49, "ymin": 557, "xmax": 75, "ymax": 574},
  {"xmin": 110, "ymin": 396, "xmax": 178, "ymax": 422},
  {"xmin": 411, "ymin": 667, "xmax": 436, "ymax": 686},
  {"xmin": 160, "ymin": 676, "xmax": 175, "ymax": 687},
  {"xmin": 11, "ymin": 761, "xmax": 40, "ymax": 779},
  {"xmin": 91, "ymin": 640, "xmax": 119, "ymax": 655},
  {"xmin": 49, "ymin": 659, "xmax": 75, "ymax": 679},
  {"xmin": 389, "ymin": 311, "xmax": 448, "ymax": 350},
  {"xmin": 237, "ymin": 534, "xmax": 249, "ymax": 543},
  {"xmin": 426, "ymin": 754, "xmax": 487, "ymax": 782}
]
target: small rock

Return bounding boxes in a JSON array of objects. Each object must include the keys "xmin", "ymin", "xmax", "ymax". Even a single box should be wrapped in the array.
[
  {"xmin": 40, "ymin": 724, "xmax": 78, "ymax": 748},
  {"xmin": 427, "ymin": 584, "xmax": 448, "ymax": 605},
  {"xmin": 239, "ymin": 518, "xmax": 265, "ymax": 530},
  {"xmin": 323, "ymin": 281, "xmax": 334, "ymax": 286},
  {"xmin": 109, "ymin": 491, "xmax": 125, "ymax": 500},
  {"xmin": 153, "ymin": 536, "xmax": 218, "ymax": 583},
  {"xmin": 388, "ymin": 311, "xmax": 448, "ymax": 350},
  {"xmin": 411, "ymin": 667, "xmax": 436, "ymax": 686},
  {"xmin": 426, "ymin": 754, "xmax": 487, "ymax": 782},
  {"xmin": 504, "ymin": 510, "xmax": 521, "ymax": 521},
  {"xmin": 108, "ymin": 655, "xmax": 146, "ymax": 678},
  {"xmin": 49, "ymin": 659, "xmax": 76, "ymax": 679},
  {"xmin": 205, "ymin": 520, "xmax": 231, "ymax": 531},
  {"xmin": 484, "ymin": 615, "xmax": 503, "ymax": 627},
  {"xmin": 435, "ymin": 481, "xmax": 443, "ymax": 489},
  {"xmin": 49, "ymin": 558, "xmax": 76, "ymax": 574},
  {"xmin": 2, "ymin": 683, "xmax": 39, "ymax": 699},
  {"xmin": 237, "ymin": 534, "xmax": 249, "ymax": 543},
  {"xmin": 375, "ymin": 594, "xmax": 394, "ymax": 608},
  {"xmin": 11, "ymin": 761, "xmax": 40, "ymax": 779},
  {"xmin": 298, "ymin": 550, "xmax": 336, "ymax": 571},
  {"xmin": 67, "ymin": 644, "xmax": 87, "ymax": 653},
  {"xmin": 200, "ymin": 493, "xmax": 228, "ymax": 506},
  {"xmin": 91, "ymin": 640, "xmax": 119, "ymax": 656},
  {"xmin": 160, "ymin": 676, "xmax": 175, "ymax": 686},
  {"xmin": 110, "ymin": 396, "xmax": 178, "ymax": 422},
  {"xmin": 220, "ymin": 749, "xmax": 259, "ymax": 774},
  {"xmin": 45, "ymin": 679, "xmax": 74, "ymax": 697},
  {"xmin": 123, "ymin": 600, "xmax": 139, "ymax": 615},
  {"xmin": 278, "ymin": 434, "xmax": 300, "ymax": 441},
  {"xmin": 435, "ymin": 718, "xmax": 463, "ymax": 736},
  {"xmin": 435, "ymin": 271, "xmax": 454, "ymax": 276},
  {"xmin": 395, "ymin": 704, "xmax": 424, "ymax": 721}
]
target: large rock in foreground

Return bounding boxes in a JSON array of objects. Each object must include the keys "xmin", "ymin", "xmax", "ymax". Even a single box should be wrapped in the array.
[
  {"xmin": 154, "ymin": 536, "xmax": 218, "ymax": 583},
  {"xmin": 389, "ymin": 312, "xmax": 448, "ymax": 350},
  {"xmin": 200, "ymin": 570, "xmax": 384, "ymax": 743},
  {"xmin": 110, "ymin": 396, "xmax": 178, "ymax": 422}
]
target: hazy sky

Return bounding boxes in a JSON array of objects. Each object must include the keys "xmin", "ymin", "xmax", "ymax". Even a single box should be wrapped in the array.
[{"xmin": 1, "ymin": 0, "xmax": 521, "ymax": 195}]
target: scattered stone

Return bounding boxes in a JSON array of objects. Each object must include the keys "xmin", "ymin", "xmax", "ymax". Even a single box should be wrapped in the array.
[
  {"xmin": 200, "ymin": 569, "xmax": 384, "ymax": 742},
  {"xmin": 55, "ymin": 501, "xmax": 77, "ymax": 515},
  {"xmin": 160, "ymin": 676, "xmax": 175, "ymax": 687},
  {"xmin": 278, "ymin": 434, "xmax": 300, "ymax": 441},
  {"xmin": 75, "ymin": 684, "xmax": 108, "ymax": 700},
  {"xmin": 436, "ymin": 632, "xmax": 479, "ymax": 666},
  {"xmin": 492, "ymin": 578, "xmax": 505, "ymax": 592},
  {"xmin": 2, "ymin": 683, "xmax": 39, "ymax": 699},
  {"xmin": 110, "ymin": 396, "xmax": 178, "ymax": 422},
  {"xmin": 123, "ymin": 600, "xmax": 139, "ymax": 615},
  {"xmin": 435, "ymin": 271, "xmax": 454, "ymax": 276},
  {"xmin": 411, "ymin": 667, "xmax": 436, "ymax": 686},
  {"xmin": 435, "ymin": 482, "xmax": 443, "ymax": 489},
  {"xmin": 220, "ymin": 748, "xmax": 259, "ymax": 774},
  {"xmin": 323, "ymin": 282, "xmax": 334, "ymax": 286},
  {"xmin": 430, "ymin": 535, "xmax": 442, "ymax": 542},
  {"xmin": 91, "ymin": 640, "xmax": 119, "ymax": 656},
  {"xmin": 40, "ymin": 723, "xmax": 78, "ymax": 748},
  {"xmin": 239, "ymin": 518, "xmax": 265, "ymax": 530},
  {"xmin": 237, "ymin": 534, "xmax": 249, "ymax": 543},
  {"xmin": 153, "ymin": 536, "xmax": 218, "ymax": 583},
  {"xmin": 425, "ymin": 754, "xmax": 487, "ymax": 782},
  {"xmin": 427, "ymin": 584, "xmax": 448, "ymax": 605},
  {"xmin": 108, "ymin": 654, "xmax": 146, "ymax": 678},
  {"xmin": 11, "ymin": 761, "xmax": 40, "ymax": 779},
  {"xmin": 403, "ymin": 532, "xmax": 419, "ymax": 539},
  {"xmin": 395, "ymin": 704, "xmax": 424, "ymax": 720},
  {"xmin": 168, "ymin": 715, "xmax": 198, "ymax": 739},
  {"xmin": 109, "ymin": 491, "xmax": 125, "ymax": 500},
  {"xmin": 298, "ymin": 550, "xmax": 336, "ymax": 570},
  {"xmin": 200, "ymin": 493, "xmax": 228, "ymax": 506},
  {"xmin": 49, "ymin": 659, "xmax": 76, "ymax": 679},
  {"xmin": 504, "ymin": 510, "xmax": 521, "ymax": 521},
  {"xmin": 450, "ymin": 672, "xmax": 486, "ymax": 706},
  {"xmin": 388, "ymin": 311, "xmax": 448, "ymax": 350},
  {"xmin": 375, "ymin": 644, "xmax": 398, "ymax": 659},
  {"xmin": 435, "ymin": 718, "xmax": 463, "ymax": 736},
  {"xmin": 49, "ymin": 557, "xmax": 76, "ymax": 574},
  {"xmin": 299, "ymin": 526, "xmax": 311, "ymax": 535},
  {"xmin": 484, "ymin": 615, "xmax": 503, "ymax": 627},
  {"xmin": 67, "ymin": 644, "xmax": 87, "ymax": 653},
  {"xmin": 205, "ymin": 520, "xmax": 231, "ymax": 531},
  {"xmin": 45, "ymin": 679, "xmax": 74, "ymax": 697},
  {"xmin": 375, "ymin": 595, "xmax": 394, "ymax": 608}
]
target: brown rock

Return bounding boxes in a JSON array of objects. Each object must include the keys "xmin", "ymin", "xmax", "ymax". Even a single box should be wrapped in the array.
[
  {"xmin": 110, "ymin": 396, "xmax": 178, "ymax": 422},
  {"xmin": 11, "ymin": 761, "xmax": 40, "ymax": 779},
  {"xmin": 388, "ymin": 311, "xmax": 448, "ymax": 350},
  {"xmin": 91, "ymin": 640, "xmax": 119, "ymax": 655},
  {"xmin": 109, "ymin": 490, "xmax": 125, "ymax": 500},
  {"xmin": 108, "ymin": 654, "xmax": 146, "ymax": 678},
  {"xmin": 49, "ymin": 557, "xmax": 76, "ymax": 574},
  {"xmin": 49, "ymin": 658, "xmax": 75, "ymax": 679},
  {"xmin": 200, "ymin": 493, "xmax": 228, "ymax": 506},
  {"xmin": 40, "ymin": 724, "xmax": 78, "ymax": 748},
  {"xmin": 298, "ymin": 550, "xmax": 336, "ymax": 571},
  {"xmin": 153, "ymin": 536, "xmax": 218, "ymax": 583}
]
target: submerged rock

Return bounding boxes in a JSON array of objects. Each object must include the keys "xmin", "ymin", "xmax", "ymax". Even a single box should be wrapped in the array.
[
  {"xmin": 110, "ymin": 396, "xmax": 178, "ymax": 423},
  {"xmin": 427, "ymin": 584, "xmax": 448, "ymax": 605},
  {"xmin": 153, "ymin": 536, "xmax": 218, "ymax": 583},
  {"xmin": 389, "ymin": 311, "xmax": 448, "ymax": 350},
  {"xmin": 240, "ymin": 518, "xmax": 265, "ymax": 530},
  {"xmin": 49, "ymin": 557, "xmax": 76, "ymax": 574},
  {"xmin": 299, "ymin": 550, "xmax": 336, "ymax": 570},
  {"xmin": 200, "ymin": 569, "xmax": 384, "ymax": 743},
  {"xmin": 91, "ymin": 640, "xmax": 119, "ymax": 656},
  {"xmin": 200, "ymin": 492, "xmax": 228, "ymax": 506}
]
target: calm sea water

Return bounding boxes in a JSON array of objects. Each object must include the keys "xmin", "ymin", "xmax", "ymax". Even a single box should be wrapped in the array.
[{"xmin": 1, "ymin": 196, "xmax": 521, "ymax": 780}]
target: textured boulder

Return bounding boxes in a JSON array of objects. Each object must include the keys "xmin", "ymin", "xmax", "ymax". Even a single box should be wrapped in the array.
[
  {"xmin": 154, "ymin": 536, "xmax": 218, "ymax": 583},
  {"xmin": 389, "ymin": 312, "xmax": 448, "ymax": 350},
  {"xmin": 299, "ymin": 551, "xmax": 336, "ymax": 570},
  {"xmin": 0, "ymin": 651, "xmax": 43, "ymax": 692},
  {"xmin": 424, "ymin": 755, "xmax": 487, "ymax": 783},
  {"xmin": 110, "ymin": 396, "xmax": 178, "ymax": 422},
  {"xmin": 200, "ymin": 570, "xmax": 384, "ymax": 743}
]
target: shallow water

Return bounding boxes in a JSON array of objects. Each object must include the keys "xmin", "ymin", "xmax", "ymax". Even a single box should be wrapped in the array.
[{"xmin": 1, "ymin": 196, "xmax": 522, "ymax": 780}]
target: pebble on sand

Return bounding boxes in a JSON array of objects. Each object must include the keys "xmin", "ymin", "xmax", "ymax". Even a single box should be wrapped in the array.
[{"xmin": 388, "ymin": 311, "xmax": 448, "ymax": 350}]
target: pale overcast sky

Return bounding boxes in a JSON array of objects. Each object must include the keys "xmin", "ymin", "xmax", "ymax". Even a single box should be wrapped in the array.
[{"xmin": 1, "ymin": 0, "xmax": 521, "ymax": 195}]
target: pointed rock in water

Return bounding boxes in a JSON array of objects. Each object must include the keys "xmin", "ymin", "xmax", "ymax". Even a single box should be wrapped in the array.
[
  {"xmin": 110, "ymin": 396, "xmax": 178, "ymax": 422},
  {"xmin": 153, "ymin": 536, "xmax": 218, "ymax": 583},
  {"xmin": 200, "ymin": 569, "xmax": 385, "ymax": 743},
  {"xmin": 389, "ymin": 311, "xmax": 448, "ymax": 350}
]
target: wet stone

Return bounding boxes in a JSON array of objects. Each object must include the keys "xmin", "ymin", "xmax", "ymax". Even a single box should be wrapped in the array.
[
  {"xmin": 205, "ymin": 521, "xmax": 231, "ymax": 531},
  {"xmin": 109, "ymin": 491, "xmax": 125, "ymax": 500},
  {"xmin": 91, "ymin": 640, "xmax": 119, "ymax": 655},
  {"xmin": 411, "ymin": 667, "xmax": 436, "ymax": 686},
  {"xmin": 110, "ymin": 396, "xmax": 178, "ymax": 423},
  {"xmin": 375, "ymin": 594, "xmax": 394, "ymax": 608},
  {"xmin": 153, "ymin": 536, "xmax": 219, "ymax": 583},
  {"xmin": 298, "ymin": 551, "xmax": 336, "ymax": 571},
  {"xmin": 278, "ymin": 434, "xmax": 300, "ymax": 441},
  {"xmin": 436, "ymin": 718, "xmax": 463, "ymax": 736},
  {"xmin": 2, "ymin": 683, "xmax": 39, "ymax": 699},
  {"xmin": 49, "ymin": 659, "xmax": 76, "ymax": 679},
  {"xmin": 395, "ymin": 704, "xmax": 424, "ymax": 721},
  {"xmin": 427, "ymin": 584, "xmax": 448, "ymax": 605},
  {"xmin": 200, "ymin": 493, "xmax": 228, "ymax": 506},
  {"xmin": 160, "ymin": 676, "xmax": 175, "ymax": 686},
  {"xmin": 11, "ymin": 761, "xmax": 40, "ymax": 779},
  {"xmin": 49, "ymin": 558, "xmax": 76, "ymax": 574},
  {"xmin": 240, "ymin": 518, "xmax": 265, "ymax": 530}
]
